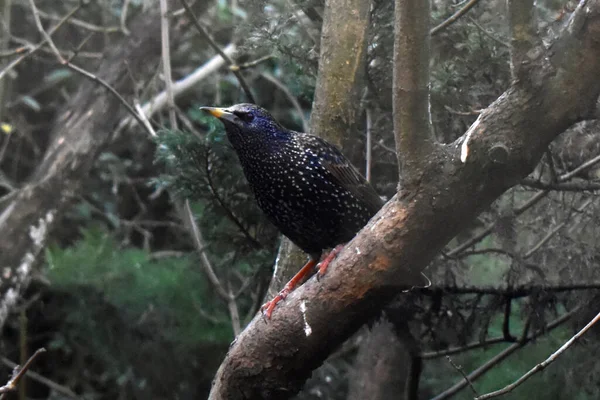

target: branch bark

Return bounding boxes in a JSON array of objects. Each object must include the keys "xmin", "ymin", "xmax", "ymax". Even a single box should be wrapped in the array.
[
  {"xmin": 394, "ymin": 0, "xmax": 436, "ymax": 187},
  {"xmin": 208, "ymin": 2, "xmax": 600, "ymax": 398}
]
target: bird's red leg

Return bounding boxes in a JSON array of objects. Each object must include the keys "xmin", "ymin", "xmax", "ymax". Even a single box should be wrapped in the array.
[
  {"xmin": 317, "ymin": 244, "xmax": 345, "ymax": 277},
  {"xmin": 261, "ymin": 258, "xmax": 318, "ymax": 319}
]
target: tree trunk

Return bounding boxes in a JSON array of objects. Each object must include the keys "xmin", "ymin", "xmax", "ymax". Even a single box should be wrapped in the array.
[{"xmin": 347, "ymin": 318, "xmax": 414, "ymax": 400}]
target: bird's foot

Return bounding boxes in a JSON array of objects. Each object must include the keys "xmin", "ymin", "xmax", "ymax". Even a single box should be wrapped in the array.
[
  {"xmin": 317, "ymin": 244, "xmax": 345, "ymax": 278},
  {"xmin": 260, "ymin": 258, "xmax": 318, "ymax": 319},
  {"xmin": 260, "ymin": 287, "xmax": 291, "ymax": 319}
]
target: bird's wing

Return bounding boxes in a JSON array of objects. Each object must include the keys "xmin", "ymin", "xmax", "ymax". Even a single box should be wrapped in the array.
[{"xmin": 300, "ymin": 134, "xmax": 385, "ymax": 214}]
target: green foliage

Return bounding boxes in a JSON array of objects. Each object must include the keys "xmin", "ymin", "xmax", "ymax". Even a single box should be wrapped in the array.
[{"xmin": 46, "ymin": 227, "xmax": 233, "ymax": 345}]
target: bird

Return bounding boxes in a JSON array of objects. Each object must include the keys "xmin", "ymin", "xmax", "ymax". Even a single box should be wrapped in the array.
[{"xmin": 200, "ymin": 103, "xmax": 384, "ymax": 318}]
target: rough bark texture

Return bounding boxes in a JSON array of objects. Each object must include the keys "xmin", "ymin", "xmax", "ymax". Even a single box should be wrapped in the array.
[
  {"xmin": 394, "ymin": 0, "xmax": 436, "ymax": 187},
  {"xmin": 208, "ymin": 3, "xmax": 600, "ymax": 399},
  {"xmin": 0, "ymin": 1, "xmax": 194, "ymax": 328},
  {"xmin": 267, "ymin": 0, "xmax": 372, "ymax": 300},
  {"xmin": 310, "ymin": 0, "xmax": 371, "ymax": 148},
  {"xmin": 346, "ymin": 318, "xmax": 411, "ymax": 400}
]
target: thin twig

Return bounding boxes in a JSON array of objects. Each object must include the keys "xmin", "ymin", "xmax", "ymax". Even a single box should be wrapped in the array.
[
  {"xmin": 366, "ymin": 108, "xmax": 372, "ymax": 182},
  {"xmin": 0, "ymin": 356, "xmax": 79, "ymax": 399},
  {"xmin": 183, "ymin": 200, "xmax": 229, "ymax": 299},
  {"xmin": 430, "ymin": 305, "xmax": 582, "ymax": 400},
  {"xmin": 24, "ymin": 4, "xmax": 153, "ymax": 136},
  {"xmin": 523, "ymin": 198, "xmax": 593, "ymax": 258},
  {"xmin": 27, "ymin": 0, "xmax": 65, "ymax": 63},
  {"xmin": 0, "ymin": 3, "xmax": 80, "ymax": 82},
  {"xmin": 446, "ymin": 356, "xmax": 479, "ymax": 396},
  {"xmin": 35, "ymin": 8, "xmax": 120, "ymax": 33},
  {"xmin": 178, "ymin": 0, "xmax": 255, "ymax": 103},
  {"xmin": 559, "ymin": 153, "xmax": 600, "ymax": 181},
  {"xmin": 118, "ymin": 45, "xmax": 235, "ymax": 132},
  {"xmin": 230, "ymin": 55, "xmax": 276, "ymax": 71},
  {"xmin": 0, "ymin": 348, "xmax": 46, "ymax": 397},
  {"xmin": 447, "ymin": 190, "xmax": 548, "ymax": 256},
  {"xmin": 259, "ymin": 72, "xmax": 308, "ymax": 131},
  {"xmin": 160, "ymin": 0, "xmax": 178, "ymax": 129},
  {"xmin": 421, "ymin": 337, "xmax": 508, "ymax": 359},
  {"xmin": 203, "ymin": 147, "xmax": 263, "ymax": 249},
  {"xmin": 468, "ymin": 16, "xmax": 509, "ymax": 47},
  {"xmin": 476, "ymin": 311, "xmax": 600, "ymax": 400},
  {"xmin": 120, "ymin": 0, "xmax": 131, "ymax": 35},
  {"xmin": 431, "ymin": 0, "xmax": 482, "ymax": 36}
]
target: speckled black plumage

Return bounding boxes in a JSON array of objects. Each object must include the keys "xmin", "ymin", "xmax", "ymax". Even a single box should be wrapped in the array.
[{"xmin": 201, "ymin": 103, "xmax": 384, "ymax": 259}]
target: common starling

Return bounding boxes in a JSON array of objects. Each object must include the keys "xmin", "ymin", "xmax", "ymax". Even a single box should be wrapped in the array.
[{"xmin": 201, "ymin": 104, "xmax": 384, "ymax": 317}]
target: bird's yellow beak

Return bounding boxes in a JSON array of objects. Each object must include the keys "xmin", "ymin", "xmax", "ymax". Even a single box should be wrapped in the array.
[{"xmin": 200, "ymin": 107, "xmax": 238, "ymax": 124}]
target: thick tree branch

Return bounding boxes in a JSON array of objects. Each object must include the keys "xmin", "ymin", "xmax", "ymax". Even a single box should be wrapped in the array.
[
  {"xmin": 208, "ymin": 3, "xmax": 600, "ymax": 399},
  {"xmin": 394, "ymin": 0, "xmax": 436, "ymax": 186}
]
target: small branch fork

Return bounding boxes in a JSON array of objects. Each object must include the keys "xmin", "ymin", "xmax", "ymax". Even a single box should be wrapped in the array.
[
  {"xmin": 0, "ymin": 348, "xmax": 46, "ymax": 399},
  {"xmin": 431, "ymin": 305, "xmax": 583, "ymax": 400},
  {"xmin": 476, "ymin": 311, "xmax": 600, "ymax": 400}
]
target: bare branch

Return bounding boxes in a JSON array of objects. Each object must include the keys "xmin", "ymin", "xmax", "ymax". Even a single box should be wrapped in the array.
[
  {"xmin": 120, "ymin": 0, "xmax": 131, "ymax": 35},
  {"xmin": 119, "ymin": 44, "xmax": 235, "ymax": 131},
  {"xmin": 259, "ymin": 72, "xmax": 308, "ymax": 132},
  {"xmin": 27, "ymin": 0, "xmax": 64, "ymax": 63},
  {"xmin": 431, "ymin": 305, "xmax": 583, "ymax": 400},
  {"xmin": 446, "ymin": 355, "xmax": 479, "ymax": 397},
  {"xmin": 476, "ymin": 311, "xmax": 600, "ymax": 400},
  {"xmin": 430, "ymin": 0, "xmax": 482, "ymax": 36},
  {"xmin": 366, "ymin": 107, "xmax": 373, "ymax": 181},
  {"xmin": 0, "ymin": 356, "xmax": 79, "ymax": 399},
  {"xmin": 0, "ymin": 4, "xmax": 80, "ymax": 82},
  {"xmin": 177, "ymin": 0, "xmax": 255, "ymax": 103},
  {"xmin": 159, "ymin": 0, "xmax": 178, "ymax": 129},
  {"xmin": 421, "ymin": 337, "xmax": 508, "ymax": 359},
  {"xmin": 0, "ymin": 348, "xmax": 45, "ymax": 397},
  {"xmin": 182, "ymin": 200, "xmax": 242, "ymax": 335}
]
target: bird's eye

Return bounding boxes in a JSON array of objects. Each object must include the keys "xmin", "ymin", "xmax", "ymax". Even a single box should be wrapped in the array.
[
  {"xmin": 242, "ymin": 112, "xmax": 255, "ymax": 123},
  {"xmin": 233, "ymin": 111, "xmax": 254, "ymax": 123}
]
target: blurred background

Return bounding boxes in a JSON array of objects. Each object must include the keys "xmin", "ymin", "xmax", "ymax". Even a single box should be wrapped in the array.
[{"xmin": 1, "ymin": 0, "xmax": 600, "ymax": 399}]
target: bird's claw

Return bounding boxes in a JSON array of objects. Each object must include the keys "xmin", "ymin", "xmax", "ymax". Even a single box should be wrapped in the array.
[{"xmin": 260, "ymin": 288, "xmax": 290, "ymax": 319}]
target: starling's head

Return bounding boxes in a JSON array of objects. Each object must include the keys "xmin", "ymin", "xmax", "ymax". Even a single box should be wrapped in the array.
[{"xmin": 200, "ymin": 103, "xmax": 286, "ymax": 142}]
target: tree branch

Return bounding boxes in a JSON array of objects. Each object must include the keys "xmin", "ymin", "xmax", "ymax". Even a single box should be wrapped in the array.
[
  {"xmin": 476, "ymin": 310, "xmax": 600, "ymax": 399},
  {"xmin": 430, "ymin": 0, "xmax": 482, "ymax": 36},
  {"xmin": 431, "ymin": 305, "xmax": 583, "ymax": 400},
  {"xmin": 159, "ymin": 0, "xmax": 178, "ymax": 129},
  {"xmin": 0, "ymin": 348, "xmax": 45, "ymax": 398},
  {"xmin": 394, "ymin": 0, "xmax": 436, "ymax": 186},
  {"xmin": 177, "ymin": 0, "xmax": 255, "ymax": 103}
]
